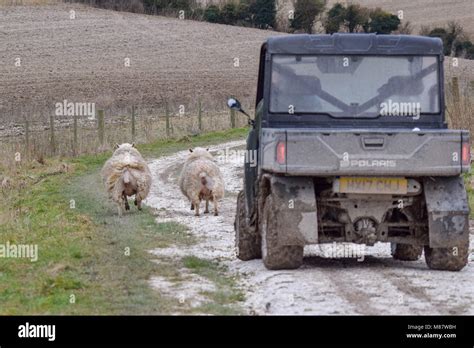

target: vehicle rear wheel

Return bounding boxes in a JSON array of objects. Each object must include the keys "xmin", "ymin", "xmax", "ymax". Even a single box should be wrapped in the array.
[
  {"xmin": 235, "ymin": 190, "xmax": 261, "ymax": 260},
  {"xmin": 261, "ymin": 195, "xmax": 303, "ymax": 270},
  {"xmin": 424, "ymin": 241, "xmax": 469, "ymax": 271},
  {"xmin": 391, "ymin": 243, "xmax": 423, "ymax": 261}
]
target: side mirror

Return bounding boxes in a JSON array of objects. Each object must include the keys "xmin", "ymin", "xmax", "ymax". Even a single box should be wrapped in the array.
[
  {"xmin": 227, "ymin": 98, "xmax": 242, "ymax": 111},
  {"xmin": 227, "ymin": 98, "xmax": 253, "ymax": 124}
]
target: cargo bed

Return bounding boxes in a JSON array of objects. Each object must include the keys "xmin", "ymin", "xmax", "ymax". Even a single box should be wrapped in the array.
[{"xmin": 261, "ymin": 128, "xmax": 470, "ymax": 176}]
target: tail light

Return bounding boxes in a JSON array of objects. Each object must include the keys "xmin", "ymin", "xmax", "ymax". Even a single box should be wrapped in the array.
[
  {"xmin": 462, "ymin": 142, "xmax": 471, "ymax": 167},
  {"xmin": 276, "ymin": 141, "xmax": 286, "ymax": 165}
]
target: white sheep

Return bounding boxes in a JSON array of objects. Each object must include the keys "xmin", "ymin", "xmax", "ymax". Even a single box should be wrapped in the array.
[
  {"xmin": 101, "ymin": 143, "xmax": 152, "ymax": 217},
  {"xmin": 179, "ymin": 147, "xmax": 224, "ymax": 216}
]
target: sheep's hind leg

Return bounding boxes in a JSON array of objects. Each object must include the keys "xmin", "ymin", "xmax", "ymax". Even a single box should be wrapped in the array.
[
  {"xmin": 123, "ymin": 193, "xmax": 130, "ymax": 211},
  {"xmin": 213, "ymin": 196, "xmax": 219, "ymax": 216},
  {"xmin": 190, "ymin": 203, "xmax": 194, "ymax": 210},
  {"xmin": 204, "ymin": 199, "xmax": 210, "ymax": 214},
  {"xmin": 193, "ymin": 199, "xmax": 200, "ymax": 217},
  {"xmin": 136, "ymin": 197, "xmax": 142, "ymax": 211}
]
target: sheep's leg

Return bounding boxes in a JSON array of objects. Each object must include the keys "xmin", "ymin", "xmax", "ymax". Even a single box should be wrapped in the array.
[
  {"xmin": 213, "ymin": 196, "xmax": 219, "ymax": 216},
  {"xmin": 190, "ymin": 203, "xmax": 194, "ymax": 210},
  {"xmin": 123, "ymin": 193, "xmax": 130, "ymax": 211},
  {"xmin": 134, "ymin": 191, "xmax": 140, "ymax": 209},
  {"xmin": 193, "ymin": 199, "xmax": 200, "ymax": 216},
  {"xmin": 204, "ymin": 199, "xmax": 210, "ymax": 214},
  {"xmin": 136, "ymin": 197, "xmax": 142, "ymax": 211}
]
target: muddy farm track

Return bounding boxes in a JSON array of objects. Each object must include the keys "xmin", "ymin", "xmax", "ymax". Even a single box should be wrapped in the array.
[{"xmin": 145, "ymin": 141, "xmax": 474, "ymax": 315}]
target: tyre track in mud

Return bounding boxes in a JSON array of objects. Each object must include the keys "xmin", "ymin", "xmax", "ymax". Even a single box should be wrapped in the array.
[{"xmin": 144, "ymin": 140, "xmax": 474, "ymax": 315}]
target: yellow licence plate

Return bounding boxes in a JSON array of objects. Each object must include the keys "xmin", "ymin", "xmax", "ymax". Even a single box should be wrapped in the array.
[{"xmin": 338, "ymin": 177, "xmax": 408, "ymax": 194}]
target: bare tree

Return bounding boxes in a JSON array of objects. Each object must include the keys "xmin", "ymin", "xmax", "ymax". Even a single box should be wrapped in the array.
[
  {"xmin": 395, "ymin": 21, "xmax": 413, "ymax": 35},
  {"xmin": 291, "ymin": 0, "xmax": 325, "ymax": 34},
  {"xmin": 446, "ymin": 21, "xmax": 465, "ymax": 56},
  {"xmin": 419, "ymin": 25, "xmax": 432, "ymax": 36}
]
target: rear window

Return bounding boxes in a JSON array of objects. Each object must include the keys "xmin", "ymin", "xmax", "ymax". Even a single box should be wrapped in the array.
[{"xmin": 270, "ymin": 55, "xmax": 440, "ymax": 118}]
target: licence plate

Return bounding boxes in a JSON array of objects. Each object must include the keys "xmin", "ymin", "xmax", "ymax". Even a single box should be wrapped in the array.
[{"xmin": 337, "ymin": 177, "xmax": 408, "ymax": 194}]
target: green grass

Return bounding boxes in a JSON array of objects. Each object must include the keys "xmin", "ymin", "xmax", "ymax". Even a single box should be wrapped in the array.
[{"xmin": 0, "ymin": 127, "xmax": 248, "ymax": 315}]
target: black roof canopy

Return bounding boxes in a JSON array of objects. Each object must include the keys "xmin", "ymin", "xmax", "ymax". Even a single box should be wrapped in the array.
[{"xmin": 266, "ymin": 33, "xmax": 443, "ymax": 56}]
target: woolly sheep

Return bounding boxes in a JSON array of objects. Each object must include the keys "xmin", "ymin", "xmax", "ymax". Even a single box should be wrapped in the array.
[
  {"xmin": 101, "ymin": 143, "xmax": 152, "ymax": 217},
  {"xmin": 179, "ymin": 147, "xmax": 224, "ymax": 216}
]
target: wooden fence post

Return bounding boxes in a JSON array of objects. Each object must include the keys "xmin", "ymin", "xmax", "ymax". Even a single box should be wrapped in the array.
[
  {"xmin": 452, "ymin": 76, "xmax": 460, "ymax": 105},
  {"xmin": 73, "ymin": 114, "xmax": 78, "ymax": 156},
  {"xmin": 198, "ymin": 99, "xmax": 203, "ymax": 132},
  {"xmin": 131, "ymin": 105, "xmax": 136, "ymax": 142},
  {"xmin": 165, "ymin": 103, "xmax": 171, "ymax": 137},
  {"xmin": 451, "ymin": 77, "xmax": 461, "ymax": 128},
  {"xmin": 97, "ymin": 109, "xmax": 105, "ymax": 147},
  {"xmin": 49, "ymin": 114, "xmax": 56, "ymax": 156},
  {"xmin": 25, "ymin": 118, "xmax": 30, "ymax": 160},
  {"xmin": 230, "ymin": 108, "xmax": 236, "ymax": 129}
]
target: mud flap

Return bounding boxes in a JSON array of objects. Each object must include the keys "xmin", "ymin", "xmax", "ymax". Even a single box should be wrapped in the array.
[
  {"xmin": 269, "ymin": 176, "xmax": 318, "ymax": 246},
  {"xmin": 423, "ymin": 177, "xmax": 470, "ymax": 248}
]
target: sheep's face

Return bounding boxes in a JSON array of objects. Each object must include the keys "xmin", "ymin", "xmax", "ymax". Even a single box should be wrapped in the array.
[
  {"xmin": 113, "ymin": 143, "xmax": 139, "ymax": 156},
  {"xmin": 188, "ymin": 147, "xmax": 213, "ymax": 161}
]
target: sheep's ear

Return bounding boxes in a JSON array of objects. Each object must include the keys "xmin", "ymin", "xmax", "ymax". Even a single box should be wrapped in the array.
[
  {"xmin": 114, "ymin": 144, "xmax": 120, "ymax": 150},
  {"xmin": 132, "ymin": 143, "xmax": 136, "ymax": 148},
  {"xmin": 189, "ymin": 148, "xmax": 193, "ymax": 153}
]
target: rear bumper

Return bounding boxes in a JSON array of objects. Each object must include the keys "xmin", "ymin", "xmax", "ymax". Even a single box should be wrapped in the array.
[{"xmin": 261, "ymin": 128, "xmax": 470, "ymax": 176}]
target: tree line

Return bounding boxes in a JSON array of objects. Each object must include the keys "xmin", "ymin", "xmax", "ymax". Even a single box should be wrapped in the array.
[{"xmin": 71, "ymin": 0, "xmax": 474, "ymax": 59}]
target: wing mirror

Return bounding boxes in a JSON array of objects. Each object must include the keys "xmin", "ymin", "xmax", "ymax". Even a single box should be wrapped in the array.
[{"xmin": 227, "ymin": 98, "xmax": 254, "ymax": 125}]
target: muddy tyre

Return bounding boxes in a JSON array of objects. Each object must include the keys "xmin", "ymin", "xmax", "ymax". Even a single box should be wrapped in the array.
[
  {"xmin": 261, "ymin": 195, "xmax": 303, "ymax": 270},
  {"xmin": 391, "ymin": 243, "xmax": 423, "ymax": 261},
  {"xmin": 424, "ymin": 241, "xmax": 469, "ymax": 271},
  {"xmin": 235, "ymin": 190, "xmax": 261, "ymax": 260}
]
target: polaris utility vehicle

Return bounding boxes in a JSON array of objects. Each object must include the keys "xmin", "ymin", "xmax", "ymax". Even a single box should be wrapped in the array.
[{"xmin": 228, "ymin": 34, "xmax": 471, "ymax": 271}]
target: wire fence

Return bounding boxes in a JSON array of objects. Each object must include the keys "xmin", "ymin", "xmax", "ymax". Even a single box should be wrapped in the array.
[
  {"xmin": 0, "ymin": 101, "xmax": 249, "ymax": 170},
  {"xmin": 1, "ymin": 76, "xmax": 472, "ymax": 172}
]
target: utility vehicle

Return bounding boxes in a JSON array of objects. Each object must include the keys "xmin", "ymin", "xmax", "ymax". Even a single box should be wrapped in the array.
[{"xmin": 228, "ymin": 34, "xmax": 471, "ymax": 271}]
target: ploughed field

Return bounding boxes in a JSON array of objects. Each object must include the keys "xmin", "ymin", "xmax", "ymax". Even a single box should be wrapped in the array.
[
  {"xmin": 0, "ymin": 2, "xmax": 472, "ymax": 136},
  {"xmin": 0, "ymin": 3, "xmax": 280, "ymax": 123}
]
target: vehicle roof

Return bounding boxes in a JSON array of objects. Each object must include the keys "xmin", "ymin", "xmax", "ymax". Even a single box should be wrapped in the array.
[{"xmin": 266, "ymin": 33, "xmax": 443, "ymax": 56}]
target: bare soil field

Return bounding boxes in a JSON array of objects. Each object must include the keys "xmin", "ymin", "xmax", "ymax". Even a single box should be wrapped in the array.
[
  {"xmin": 0, "ymin": 3, "xmax": 281, "ymax": 120},
  {"xmin": 1, "ymin": 2, "xmax": 473, "ymax": 125}
]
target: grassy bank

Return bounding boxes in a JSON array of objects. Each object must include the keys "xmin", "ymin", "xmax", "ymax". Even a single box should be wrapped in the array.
[{"xmin": 0, "ymin": 127, "xmax": 247, "ymax": 315}]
